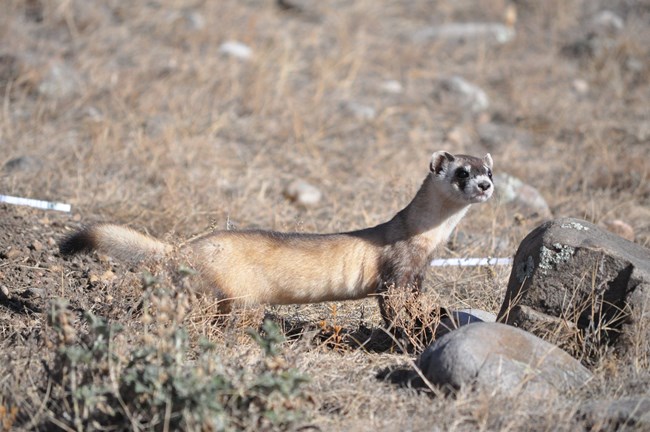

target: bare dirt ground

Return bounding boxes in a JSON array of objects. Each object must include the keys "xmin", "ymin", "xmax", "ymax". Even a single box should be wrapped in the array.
[{"xmin": 1, "ymin": 0, "xmax": 649, "ymax": 430}]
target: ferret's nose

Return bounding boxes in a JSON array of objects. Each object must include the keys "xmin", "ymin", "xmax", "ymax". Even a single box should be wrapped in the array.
[{"xmin": 478, "ymin": 181, "xmax": 492, "ymax": 191}]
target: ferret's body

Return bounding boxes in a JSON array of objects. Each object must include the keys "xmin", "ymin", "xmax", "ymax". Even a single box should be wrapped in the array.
[{"xmin": 60, "ymin": 151, "xmax": 494, "ymax": 320}]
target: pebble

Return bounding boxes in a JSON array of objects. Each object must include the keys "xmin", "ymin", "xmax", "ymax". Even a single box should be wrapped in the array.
[
  {"xmin": 2, "ymin": 248, "xmax": 21, "ymax": 259},
  {"xmin": 589, "ymin": 10, "xmax": 624, "ymax": 36},
  {"xmin": 219, "ymin": 41, "xmax": 253, "ymax": 60},
  {"xmin": 572, "ymin": 79, "xmax": 589, "ymax": 95},
  {"xmin": 380, "ymin": 80, "xmax": 403, "ymax": 94},
  {"xmin": 476, "ymin": 122, "xmax": 533, "ymax": 150},
  {"xmin": 185, "ymin": 10, "xmax": 205, "ymax": 30},
  {"xmin": 38, "ymin": 61, "xmax": 82, "ymax": 99},
  {"xmin": 436, "ymin": 76, "xmax": 489, "ymax": 113},
  {"xmin": 3, "ymin": 156, "xmax": 43, "ymax": 173},
  {"xmin": 26, "ymin": 287, "xmax": 44, "ymax": 297},
  {"xmin": 340, "ymin": 101, "xmax": 376, "ymax": 120},
  {"xmin": 285, "ymin": 180, "xmax": 322, "ymax": 206},
  {"xmin": 494, "ymin": 173, "xmax": 552, "ymax": 219}
]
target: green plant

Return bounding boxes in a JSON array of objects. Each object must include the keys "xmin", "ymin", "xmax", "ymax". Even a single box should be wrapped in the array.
[{"xmin": 41, "ymin": 279, "xmax": 309, "ymax": 431}]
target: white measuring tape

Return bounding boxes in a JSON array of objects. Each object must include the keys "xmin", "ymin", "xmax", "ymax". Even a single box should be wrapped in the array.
[
  {"xmin": 430, "ymin": 257, "xmax": 512, "ymax": 267},
  {"xmin": 0, "ymin": 194, "xmax": 71, "ymax": 212}
]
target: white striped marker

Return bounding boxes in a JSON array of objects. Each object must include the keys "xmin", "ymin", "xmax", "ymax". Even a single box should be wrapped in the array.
[
  {"xmin": 430, "ymin": 257, "xmax": 512, "ymax": 267},
  {"xmin": 0, "ymin": 194, "xmax": 71, "ymax": 212}
]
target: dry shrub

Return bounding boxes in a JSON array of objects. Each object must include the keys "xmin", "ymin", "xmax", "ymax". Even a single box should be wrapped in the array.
[{"xmin": 380, "ymin": 285, "xmax": 444, "ymax": 353}]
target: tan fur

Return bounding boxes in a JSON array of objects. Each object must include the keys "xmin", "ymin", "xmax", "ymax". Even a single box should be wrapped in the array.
[{"xmin": 60, "ymin": 151, "xmax": 494, "ymax": 319}]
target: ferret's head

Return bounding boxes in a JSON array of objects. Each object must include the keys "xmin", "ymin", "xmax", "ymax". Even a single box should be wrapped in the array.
[{"xmin": 429, "ymin": 151, "xmax": 494, "ymax": 204}]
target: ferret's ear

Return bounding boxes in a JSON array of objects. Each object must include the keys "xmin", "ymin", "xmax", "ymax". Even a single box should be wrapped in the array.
[
  {"xmin": 483, "ymin": 153, "xmax": 493, "ymax": 169},
  {"xmin": 430, "ymin": 151, "xmax": 455, "ymax": 174}
]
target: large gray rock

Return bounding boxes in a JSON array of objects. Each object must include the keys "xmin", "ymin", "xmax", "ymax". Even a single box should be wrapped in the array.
[
  {"xmin": 436, "ymin": 308, "xmax": 497, "ymax": 337},
  {"xmin": 498, "ymin": 218, "xmax": 650, "ymax": 357},
  {"xmin": 418, "ymin": 322, "xmax": 592, "ymax": 397}
]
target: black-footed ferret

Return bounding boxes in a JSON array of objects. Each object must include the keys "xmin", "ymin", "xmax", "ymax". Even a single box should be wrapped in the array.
[{"xmin": 60, "ymin": 151, "xmax": 494, "ymax": 323}]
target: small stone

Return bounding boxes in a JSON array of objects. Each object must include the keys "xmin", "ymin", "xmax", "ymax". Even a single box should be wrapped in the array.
[
  {"xmin": 1, "ymin": 248, "xmax": 21, "ymax": 260},
  {"xmin": 589, "ymin": 10, "xmax": 624, "ymax": 36},
  {"xmin": 418, "ymin": 322, "xmax": 592, "ymax": 397},
  {"xmin": 380, "ymin": 80, "xmax": 403, "ymax": 94},
  {"xmin": 26, "ymin": 287, "xmax": 45, "ymax": 297},
  {"xmin": 219, "ymin": 41, "xmax": 253, "ymax": 60},
  {"xmin": 625, "ymin": 57, "xmax": 643, "ymax": 73},
  {"xmin": 572, "ymin": 79, "xmax": 589, "ymax": 95},
  {"xmin": 285, "ymin": 180, "xmax": 322, "ymax": 206},
  {"xmin": 602, "ymin": 219, "xmax": 635, "ymax": 242},
  {"xmin": 89, "ymin": 274, "xmax": 100, "ymax": 284},
  {"xmin": 0, "ymin": 285, "xmax": 8, "ymax": 297},
  {"xmin": 47, "ymin": 237, "xmax": 56, "ymax": 247},
  {"xmin": 435, "ymin": 76, "xmax": 489, "ymax": 113},
  {"xmin": 494, "ymin": 173, "xmax": 552, "ymax": 219},
  {"xmin": 30, "ymin": 240, "xmax": 43, "ymax": 251},
  {"xmin": 185, "ymin": 10, "xmax": 205, "ymax": 30},
  {"xmin": 38, "ymin": 61, "xmax": 82, "ymax": 100},
  {"xmin": 340, "ymin": 101, "xmax": 376, "ymax": 120},
  {"xmin": 3, "ymin": 156, "xmax": 43, "ymax": 173},
  {"xmin": 476, "ymin": 123, "xmax": 534, "ymax": 150}
]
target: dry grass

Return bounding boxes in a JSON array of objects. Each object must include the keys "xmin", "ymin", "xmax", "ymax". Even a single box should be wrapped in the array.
[{"xmin": 1, "ymin": 0, "xmax": 650, "ymax": 430}]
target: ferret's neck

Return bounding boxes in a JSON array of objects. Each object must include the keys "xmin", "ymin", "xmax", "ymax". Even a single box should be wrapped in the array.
[
  {"xmin": 380, "ymin": 176, "xmax": 470, "ymax": 251},
  {"xmin": 402, "ymin": 177, "xmax": 468, "ymax": 233}
]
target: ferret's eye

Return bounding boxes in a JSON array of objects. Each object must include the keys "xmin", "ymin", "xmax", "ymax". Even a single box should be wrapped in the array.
[
  {"xmin": 455, "ymin": 168, "xmax": 469, "ymax": 179},
  {"xmin": 487, "ymin": 169, "xmax": 493, "ymax": 179}
]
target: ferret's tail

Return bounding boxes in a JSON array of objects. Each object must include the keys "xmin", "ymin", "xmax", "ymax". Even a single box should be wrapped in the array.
[{"xmin": 59, "ymin": 224, "xmax": 173, "ymax": 263}]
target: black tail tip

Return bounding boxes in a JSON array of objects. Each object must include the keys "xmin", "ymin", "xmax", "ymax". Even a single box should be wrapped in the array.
[{"xmin": 59, "ymin": 227, "xmax": 97, "ymax": 255}]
